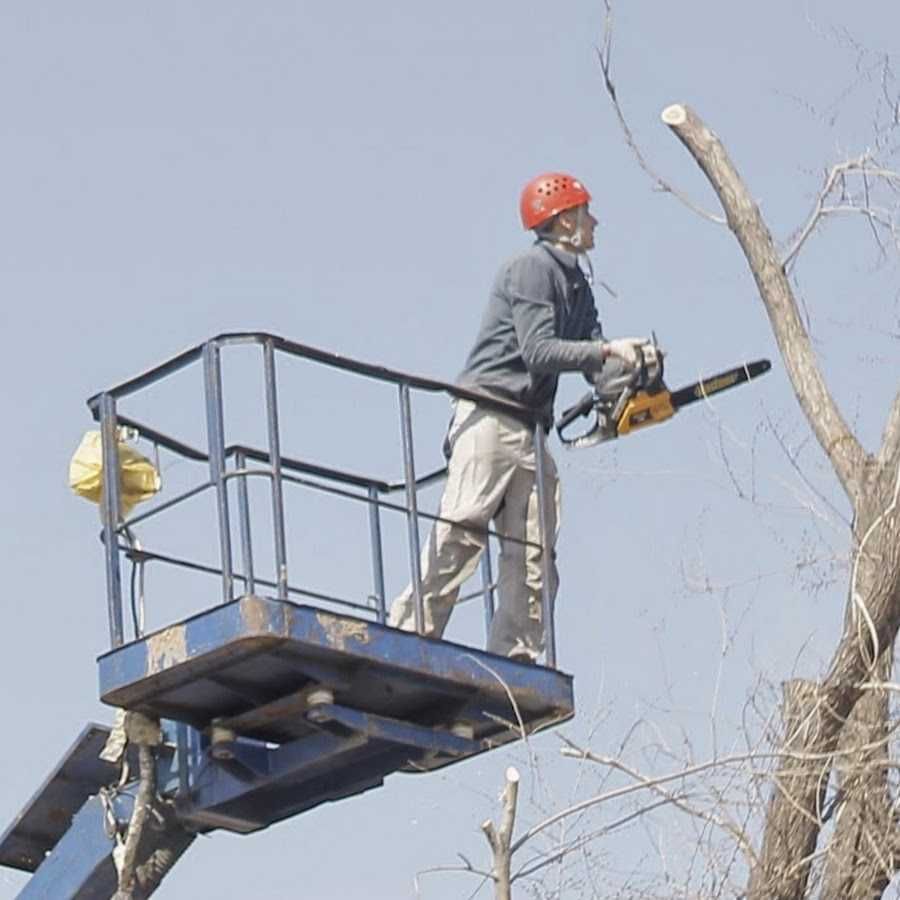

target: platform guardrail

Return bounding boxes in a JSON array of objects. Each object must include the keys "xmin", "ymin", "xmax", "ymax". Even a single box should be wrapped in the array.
[{"xmin": 87, "ymin": 332, "xmax": 558, "ymax": 666}]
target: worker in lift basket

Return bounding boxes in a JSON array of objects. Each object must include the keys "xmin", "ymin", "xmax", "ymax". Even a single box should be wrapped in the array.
[{"xmin": 388, "ymin": 173, "xmax": 644, "ymax": 663}]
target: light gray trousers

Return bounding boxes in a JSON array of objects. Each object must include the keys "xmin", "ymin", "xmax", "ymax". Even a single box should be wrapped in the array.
[{"xmin": 388, "ymin": 399, "xmax": 560, "ymax": 661}]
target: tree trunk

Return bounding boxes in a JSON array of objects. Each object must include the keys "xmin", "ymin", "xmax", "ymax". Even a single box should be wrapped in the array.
[
  {"xmin": 744, "ymin": 478, "xmax": 900, "ymax": 899},
  {"xmin": 746, "ymin": 679, "xmax": 834, "ymax": 898},
  {"xmin": 821, "ymin": 649, "xmax": 898, "ymax": 900}
]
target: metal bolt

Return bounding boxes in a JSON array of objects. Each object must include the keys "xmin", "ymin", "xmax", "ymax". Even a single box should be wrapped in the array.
[
  {"xmin": 306, "ymin": 688, "xmax": 334, "ymax": 708},
  {"xmin": 210, "ymin": 722, "xmax": 236, "ymax": 760},
  {"xmin": 305, "ymin": 688, "xmax": 335, "ymax": 725},
  {"xmin": 450, "ymin": 722, "xmax": 475, "ymax": 741}
]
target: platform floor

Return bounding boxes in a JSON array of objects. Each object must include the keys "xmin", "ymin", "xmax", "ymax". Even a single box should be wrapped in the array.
[
  {"xmin": 0, "ymin": 597, "xmax": 576, "ymax": 882},
  {"xmin": 98, "ymin": 594, "xmax": 575, "ymax": 768}
]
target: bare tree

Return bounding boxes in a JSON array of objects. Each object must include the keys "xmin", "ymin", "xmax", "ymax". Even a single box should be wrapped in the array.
[
  {"xmin": 590, "ymin": 5, "xmax": 900, "ymax": 893},
  {"xmin": 427, "ymin": 10, "xmax": 900, "ymax": 898},
  {"xmin": 659, "ymin": 99, "xmax": 900, "ymax": 900}
]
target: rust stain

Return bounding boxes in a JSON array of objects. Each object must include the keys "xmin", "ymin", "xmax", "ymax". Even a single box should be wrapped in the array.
[
  {"xmin": 315, "ymin": 613, "xmax": 369, "ymax": 651},
  {"xmin": 241, "ymin": 593, "xmax": 271, "ymax": 634},
  {"xmin": 47, "ymin": 808, "xmax": 69, "ymax": 826},
  {"xmin": 146, "ymin": 624, "xmax": 188, "ymax": 675}
]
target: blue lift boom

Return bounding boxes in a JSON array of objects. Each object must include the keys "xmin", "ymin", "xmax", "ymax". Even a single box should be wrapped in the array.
[{"xmin": 0, "ymin": 334, "xmax": 575, "ymax": 898}]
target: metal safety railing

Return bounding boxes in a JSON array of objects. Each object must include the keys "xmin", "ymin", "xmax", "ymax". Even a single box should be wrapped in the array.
[{"xmin": 88, "ymin": 332, "xmax": 558, "ymax": 666}]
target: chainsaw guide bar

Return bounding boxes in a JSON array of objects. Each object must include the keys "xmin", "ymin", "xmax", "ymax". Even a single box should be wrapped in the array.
[{"xmin": 555, "ymin": 358, "xmax": 772, "ymax": 450}]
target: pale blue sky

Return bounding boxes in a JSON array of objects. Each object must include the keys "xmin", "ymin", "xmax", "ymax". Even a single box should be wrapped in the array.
[{"xmin": 1, "ymin": 1, "xmax": 897, "ymax": 897}]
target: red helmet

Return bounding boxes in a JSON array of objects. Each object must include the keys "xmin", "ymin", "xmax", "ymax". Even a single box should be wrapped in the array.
[{"xmin": 520, "ymin": 172, "xmax": 591, "ymax": 230}]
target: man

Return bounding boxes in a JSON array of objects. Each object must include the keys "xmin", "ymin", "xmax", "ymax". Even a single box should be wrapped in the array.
[{"xmin": 388, "ymin": 172, "xmax": 642, "ymax": 662}]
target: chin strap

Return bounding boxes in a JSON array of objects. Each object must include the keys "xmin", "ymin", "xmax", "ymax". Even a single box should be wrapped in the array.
[
  {"xmin": 578, "ymin": 252, "xmax": 594, "ymax": 287},
  {"xmin": 538, "ymin": 206, "xmax": 594, "ymax": 285},
  {"xmin": 540, "ymin": 230, "xmax": 594, "ymax": 288}
]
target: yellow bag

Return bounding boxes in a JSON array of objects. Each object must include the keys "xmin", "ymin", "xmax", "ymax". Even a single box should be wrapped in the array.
[{"xmin": 69, "ymin": 430, "xmax": 161, "ymax": 517}]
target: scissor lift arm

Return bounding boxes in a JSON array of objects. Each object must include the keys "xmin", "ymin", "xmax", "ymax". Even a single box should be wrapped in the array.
[{"xmin": 0, "ymin": 597, "xmax": 574, "ymax": 898}]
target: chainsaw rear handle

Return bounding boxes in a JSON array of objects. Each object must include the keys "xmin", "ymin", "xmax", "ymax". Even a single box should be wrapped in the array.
[{"xmin": 555, "ymin": 390, "xmax": 595, "ymax": 437}]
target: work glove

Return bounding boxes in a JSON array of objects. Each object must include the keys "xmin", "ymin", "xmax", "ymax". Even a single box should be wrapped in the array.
[{"xmin": 602, "ymin": 337, "xmax": 650, "ymax": 370}]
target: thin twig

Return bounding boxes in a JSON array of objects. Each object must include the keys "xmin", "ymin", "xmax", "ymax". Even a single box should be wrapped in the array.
[{"xmin": 595, "ymin": 0, "xmax": 725, "ymax": 225}]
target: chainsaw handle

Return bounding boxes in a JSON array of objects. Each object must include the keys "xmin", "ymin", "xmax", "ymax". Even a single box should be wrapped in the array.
[{"xmin": 555, "ymin": 390, "xmax": 595, "ymax": 436}]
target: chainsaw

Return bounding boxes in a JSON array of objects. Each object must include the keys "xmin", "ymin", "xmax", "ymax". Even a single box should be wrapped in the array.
[{"xmin": 555, "ymin": 340, "xmax": 771, "ymax": 449}]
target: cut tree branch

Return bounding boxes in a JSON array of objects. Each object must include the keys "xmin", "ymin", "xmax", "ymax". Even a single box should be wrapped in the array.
[
  {"xmin": 481, "ymin": 766, "xmax": 520, "ymax": 900},
  {"xmin": 660, "ymin": 102, "xmax": 870, "ymax": 504}
]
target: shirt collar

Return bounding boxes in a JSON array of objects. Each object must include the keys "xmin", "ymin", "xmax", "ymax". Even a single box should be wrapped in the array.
[{"xmin": 536, "ymin": 240, "xmax": 581, "ymax": 271}]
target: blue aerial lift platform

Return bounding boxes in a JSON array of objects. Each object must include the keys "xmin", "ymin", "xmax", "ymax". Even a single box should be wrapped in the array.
[{"xmin": 0, "ymin": 334, "xmax": 574, "ymax": 897}]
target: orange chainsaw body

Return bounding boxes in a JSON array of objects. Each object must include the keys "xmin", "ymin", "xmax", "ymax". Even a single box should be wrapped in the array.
[{"xmin": 616, "ymin": 389, "xmax": 676, "ymax": 436}]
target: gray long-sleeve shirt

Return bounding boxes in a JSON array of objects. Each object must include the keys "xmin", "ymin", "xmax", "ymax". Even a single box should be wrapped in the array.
[{"xmin": 457, "ymin": 241, "xmax": 605, "ymax": 426}]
